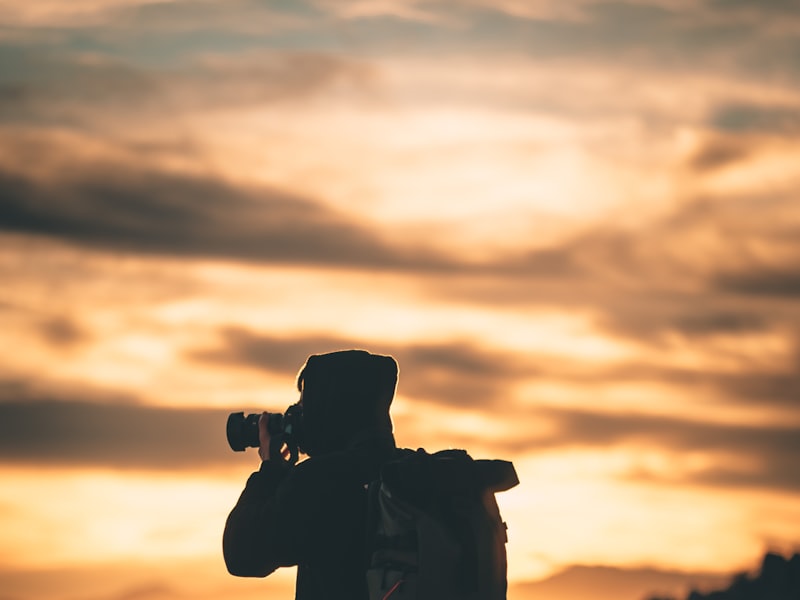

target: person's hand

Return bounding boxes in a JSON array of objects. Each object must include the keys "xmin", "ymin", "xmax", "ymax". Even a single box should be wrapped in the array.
[{"xmin": 258, "ymin": 411, "xmax": 271, "ymax": 462}]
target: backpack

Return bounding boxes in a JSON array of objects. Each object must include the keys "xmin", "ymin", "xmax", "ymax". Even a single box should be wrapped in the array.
[{"xmin": 365, "ymin": 448, "xmax": 519, "ymax": 600}]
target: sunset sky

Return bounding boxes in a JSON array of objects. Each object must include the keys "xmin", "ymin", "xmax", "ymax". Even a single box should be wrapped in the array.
[{"xmin": 1, "ymin": 1, "xmax": 799, "ymax": 599}]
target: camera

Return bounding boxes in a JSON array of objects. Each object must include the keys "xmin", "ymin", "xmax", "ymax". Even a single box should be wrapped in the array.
[{"xmin": 226, "ymin": 403, "xmax": 304, "ymax": 463}]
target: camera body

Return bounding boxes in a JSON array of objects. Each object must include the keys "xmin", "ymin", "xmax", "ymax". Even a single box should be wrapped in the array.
[{"xmin": 226, "ymin": 403, "xmax": 304, "ymax": 463}]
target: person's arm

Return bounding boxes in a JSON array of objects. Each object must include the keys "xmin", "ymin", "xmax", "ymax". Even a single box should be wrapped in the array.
[{"xmin": 223, "ymin": 413, "xmax": 304, "ymax": 576}]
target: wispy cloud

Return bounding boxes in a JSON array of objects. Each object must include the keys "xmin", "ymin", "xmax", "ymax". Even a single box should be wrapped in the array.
[
  {"xmin": 0, "ymin": 46, "xmax": 377, "ymax": 126},
  {"xmin": 0, "ymin": 152, "xmax": 461, "ymax": 270},
  {"xmin": 0, "ymin": 0, "xmax": 312, "ymax": 32},
  {"xmin": 0, "ymin": 395, "xmax": 237, "ymax": 470},
  {"xmin": 537, "ymin": 407, "xmax": 800, "ymax": 493}
]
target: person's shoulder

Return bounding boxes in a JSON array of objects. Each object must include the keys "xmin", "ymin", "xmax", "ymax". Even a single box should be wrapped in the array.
[
  {"xmin": 289, "ymin": 448, "xmax": 375, "ymax": 485},
  {"xmin": 290, "ymin": 451, "xmax": 351, "ymax": 477}
]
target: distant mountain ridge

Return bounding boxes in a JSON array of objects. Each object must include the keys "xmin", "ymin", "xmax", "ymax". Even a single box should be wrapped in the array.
[
  {"xmin": 649, "ymin": 552, "xmax": 800, "ymax": 600},
  {"xmin": 510, "ymin": 564, "xmax": 729, "ymax": 600},
  {"xmin": 509, "ymin": 552, "xmax": 800, "ymax": 600}
]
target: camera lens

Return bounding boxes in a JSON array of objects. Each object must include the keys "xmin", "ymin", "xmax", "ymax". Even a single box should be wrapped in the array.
[{"xmin": 226, "ymin": 412, "xmax": 260, "ymax": 452}]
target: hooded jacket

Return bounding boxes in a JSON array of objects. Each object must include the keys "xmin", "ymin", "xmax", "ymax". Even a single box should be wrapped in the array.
[{"xmin": 223, "ymin": 350, "xmax": 399, "ymax": 600}]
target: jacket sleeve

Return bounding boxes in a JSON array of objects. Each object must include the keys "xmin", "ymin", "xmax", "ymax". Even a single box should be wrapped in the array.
[{"xmin": 223, "ymin": 459, "xmax": 306, "ymax": 577}]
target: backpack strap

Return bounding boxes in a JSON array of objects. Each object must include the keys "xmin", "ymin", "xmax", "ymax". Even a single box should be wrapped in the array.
[
  {"xmin": 364, "ymin": 478, "xmax": 381, "ymax": 569},
  {"xmin": 365, "ymin": 448, "xmax": 414, "ymax": 569}
]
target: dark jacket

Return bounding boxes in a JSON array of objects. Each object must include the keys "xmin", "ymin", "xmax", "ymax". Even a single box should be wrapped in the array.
[
  {"xmin": 223, "ymin": 350, "xmax": 399, "ymax": 600},
  {"xmin": 223, "ymin": 434, "xmax": 396, "ymax": 599}
]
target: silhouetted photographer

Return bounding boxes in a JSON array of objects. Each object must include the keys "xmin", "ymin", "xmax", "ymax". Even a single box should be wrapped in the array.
[
  {"xmin": 224, "ymin": 350, "xmax": 399, "ymax": 598},
  {"xmin": 223, "ymin": 349, "xmax": 518, "ymax": 600}
]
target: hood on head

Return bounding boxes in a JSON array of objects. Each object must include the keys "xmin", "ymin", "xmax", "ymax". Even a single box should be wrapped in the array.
[{"xmin": 296, "ymin": 349, "xmax": 397, "ymax": 456}]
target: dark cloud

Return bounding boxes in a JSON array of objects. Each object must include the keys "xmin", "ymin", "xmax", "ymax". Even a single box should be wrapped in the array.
[
  {"xmin": 543, "ymin": 407, "xmax": 800, "ymax": 459},
  {"xmin": 38, "ymin": 316, "xmax": 87, "ymax": 347},
  {"xmin": 0, "ymin": 2, "xmax": 331, "ymax": 66},
  {"xmin": 190, "ymin": 330, "xmax": 354, "ymax": 377},
  {"xmin": 597, "ymin": 360, "xmax": 800, "ymax": 411},
  {"xmin": 499, "ymin": 246, "xmax": 586, "ymax": 279},
  {"xmin": 0, "ymin": 44, "xmax": 376, "ymax": 129},
  {"xmin": 715, "ymin": 268, "xmax": 800, "ymax": 298},
  {"xmin": 462, "ymin": 407, "xmax": 800, "ymax": 493},
  {"xmin": 709, "ymin": 0, "xmax": 800, "ymax": 18},
  {"xmin": 710, "ymin": 103, "xmax": 800, "ymax": 135},
  {"xmin": 0, "ymin": 82, "xmax": 30, "ymax": 105},
  {"xmin": 668, "ymin": 310, "xmax": 768, "ymax": 336},
  {"xmin": 0, "ymin": 398, "xmax": 242, "ymax": 470},
  {"xmin": 693, "ymin": 460, "xmax": 800, "ymax": 493},
  {"xmin": 110, "ymin": 0, "xmax": 322, "ymax": 34},
  {"xmin": 714, "ymin": 363, "xmax": 800, "ymax": 408},
  {"xmin": 0, "ymin": 46, "xmax": 160, "ymax": 125},
  {"xmin": 689, "ymin": 136, "xmax": 753, "ymax": 172},
  {"xmin": 595, "ymin": 299, "xmax": 790, "ymax": 349},
  {"xmin": 0, "ymin": 158, "xmax": 459, "ymax": 271},
  {"xmin": 523, "ymin": 306, "xmax": 800, "ymax": 410},
  {"xmin": 392, "ymin": 342, "xmax": 530, "ymax": 407},
  {"xmin": 190, "ymin": 330, "xmax": 527, "ymax": 408}
]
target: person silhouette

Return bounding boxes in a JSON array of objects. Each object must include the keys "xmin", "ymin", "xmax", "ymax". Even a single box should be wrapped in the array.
[{"xmin": 223, "ymin": 349, "xmax": 399, "ymax": 599}]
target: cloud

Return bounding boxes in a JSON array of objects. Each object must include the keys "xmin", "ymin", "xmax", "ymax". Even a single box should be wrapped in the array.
[
  {"xmin": 6, "ymin": 0, "xmax": 800, "ymax": 82},
  {"xmin": 312, "ymin": 0, "xmax": 448, "ymax": 24},
  {"xmin": 710, "ymin": 103, "xmax": 800, "ymax": 135},
  {"xmin": 708, "ymin": 0, "xmax": 800, "ymax": 19},
  {"xmin": 715, "ymin": 268, "xmax": 800, "ymax": 298},
  {"xmin": 0, "ymin": 46, "xmax": 377, "ymax": 125},
  {"xmin": 301, "ymin": 0, "xmax": 800, "ymax": 82},
  {"xmin": 0, "ymin": 396, "xmax": 242, "ymax": 470},
  {"xmin": 191, "ymin": 330, "xmax": 525, "ymax": 407},
  {"xmin": 688, "ymin": 135, "xmax": 754, "ymax": 172},
  {"xmin": 373, "ymin": 339, "xmax": 524, "ymax": 407},
  {"xmin": 37, "ymin": 316, "xmax": 88, "ymax": 347},
  {"xmin": 0, "ymin": 297, "xmax": 93, "ymax": 350},
  {"xmin": 0, "ymin": 0, "xmax": 313, "ymax": 32},
  {"xmin": 190, "ymin": 330, "xmax": 352, "ymax": 378},
  {"xmin": 665, "ymin": 310, "xmax": 769, "ymax": 336},
  {"xmin": 713, "ymin": 359, "xmax": 800, "ymax": 408},
  {"xmin": 543, "ymin": 407, "xmax": 800, "ymax": 459},
  {"xmin": 0, "ymin": 154, "xmax": 462, "ymax": 271},
  {"xmin": 590, "ymin": 357, "xmax": 800, "ymax": 413},
  {"xmin": 463, "ymin": 406, "xmax": 800, "ymax": 493}
]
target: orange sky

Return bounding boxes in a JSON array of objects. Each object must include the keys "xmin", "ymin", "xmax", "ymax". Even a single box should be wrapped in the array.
[{"xmin": 1, "ymin": 1, "xmax": 800, "ymax": 599}]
